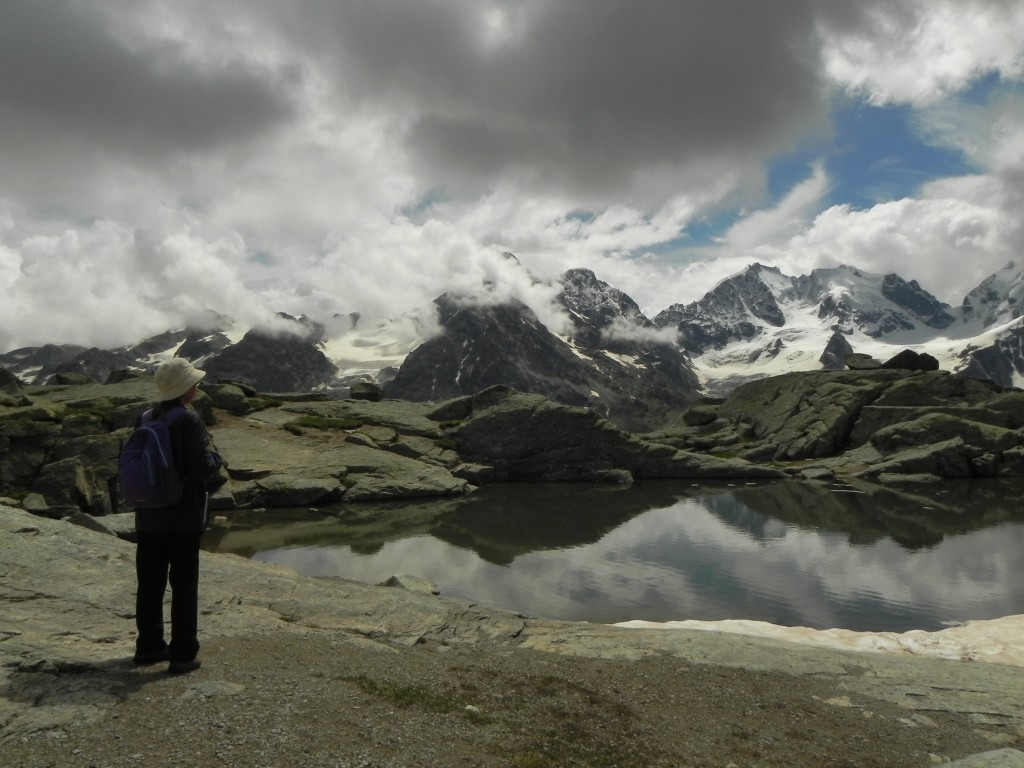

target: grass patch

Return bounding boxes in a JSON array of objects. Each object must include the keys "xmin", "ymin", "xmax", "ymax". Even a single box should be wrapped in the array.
[
  {"xmin": 463, "ymin": 707, "xmax": 495, "ymax": 725},
  {"xmin": 283, "ymin": 415, "xmax": 362, "ymax": 435},
  {"xmin": 340, "ymin": 674, "xmax": 458, "ymax": 713},
  {"xmin": 246, "ymin": 397, "xmax": 283, "ymax": 411},
  {"xmin": 494, "ymin": 673, "xmax": 650, "ymax": 768},
  {"xmin": 340, "ymin": 674, "xmax": 497, "ymax": 725},
  {"xmin": 509, "ymin": 753, "xmax": 549, "ymax": 768}
]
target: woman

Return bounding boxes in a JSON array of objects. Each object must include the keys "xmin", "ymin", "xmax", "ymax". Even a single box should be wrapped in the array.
[{"xmin": 132, "ymin": 357, "xmax": 224, "ymax": 674}]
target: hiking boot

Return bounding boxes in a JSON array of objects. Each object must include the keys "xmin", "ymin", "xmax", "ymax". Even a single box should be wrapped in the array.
[
  {"xmin": 133, "ymin": 648, "xmax": 170, "ymax": 666},
  {"xmin": 167, "ymin": 658, "xmax": 202, "ymax": 675}
]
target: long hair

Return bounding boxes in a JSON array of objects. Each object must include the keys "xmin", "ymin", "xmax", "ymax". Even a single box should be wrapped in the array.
[{"xmin": 151, "ymin": 398, "xmax": 187, "ymax": 419}]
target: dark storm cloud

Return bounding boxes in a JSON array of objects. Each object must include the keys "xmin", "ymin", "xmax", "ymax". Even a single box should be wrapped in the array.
[
  {"xmin": 0, "ymin": 2, "xmax": 295, "ymax": 157},
  {"xmin": 271, "ymin": 0, "xmax": 831, "ymax": 203},
  {"xmin": 2, "ymin": 0, "xmax": 1021, "ymax": 351}
]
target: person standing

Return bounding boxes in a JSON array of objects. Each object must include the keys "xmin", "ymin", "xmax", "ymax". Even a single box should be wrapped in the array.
[{"xmin": 132, "ymin": 358, "xmax": 224, "ymax": 674}]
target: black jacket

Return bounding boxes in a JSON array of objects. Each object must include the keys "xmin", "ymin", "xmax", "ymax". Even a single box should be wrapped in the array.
[{"xmin": 133, "ymin": 404, "xmax": 224, "ymax": 534}]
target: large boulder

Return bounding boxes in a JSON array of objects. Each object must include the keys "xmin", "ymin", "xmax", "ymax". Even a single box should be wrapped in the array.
[
  {"xmin": 718, "ymin": 371, "xmax": 899, "ymax": 461},
  {"xmin": 845, "ymin": 353, "xmax": 881, "ymax": 370},
  {"xmin": 0, "ymin": 367, "xmax": 22, "ymax": 394},
  {"xmin": 881, "ymin": 349, "xmax": 940, "ymax": 371},
  {"xmin": 644, "ymin": 368, "xmax": 1024, "ymax": 479},
  {"xmin": 819, "ymin": 331, "xmax": 854, "ymax": 371},
  {"xmin": 252, "ymin": 474, "xmax": 344, "ymax": 507},
  {"xmin": 209, "ymin": 402, "xmax": 473, "ymax": 506},
  {"xmin": 350, "ymin": 382, "xmax": 383, "ymax": 402},
  {"xmin": 30, "ymin": 457, "xmax": 113, "ymax": 518},
  {"xmin": 871, "ymin": 413, "xmax": 1022, "ymax": 456},
  {"xmin": 200, "ymin": 382, "xmax": 253, "ymax": 415},
  {"xmin": 0, "ymin": 407, "xmax": 63, "ymax": 491},
  {"xmin": 343, "ymin": 464, "xmax": 470, "ymax": 501},
  {"xmin": 49, "ymin": 371, "xmax": 94, "ymax": 386},
  {"xmin": 450, "ymin": 387, "xmax": 643, "ymax": 481},
  {"xmin": 849, "ymin": 405, "xmax": 1018, "ymax": 445},
  {"xmin": 870, "ymin": 374, "xmax": 1002, "ymax": 408},
  {"xmin": 863, "ymin": 438, "xmax": 976, "ymax": 479},
  {"xmin": 450, "ymin": 386, "xmax": 782, "ymax": 482}
]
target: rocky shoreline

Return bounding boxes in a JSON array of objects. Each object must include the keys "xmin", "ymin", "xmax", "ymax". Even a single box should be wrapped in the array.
[
  {"xmin": 5, "ymin": 369, "xmax": 1024, "ymax": 764},
  {"xmin": 5, "ymin": 367, "xmax": 1024, "ymax": 524},
  {"xmin": 2, "ymin": 504, "xmax": 1024, "ymax": 766}
]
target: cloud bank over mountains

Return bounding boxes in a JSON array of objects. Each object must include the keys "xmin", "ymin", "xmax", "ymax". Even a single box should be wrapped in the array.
[{"xmin": 1, "ymin": 1, "xmax": 1022, "ymax": 351}]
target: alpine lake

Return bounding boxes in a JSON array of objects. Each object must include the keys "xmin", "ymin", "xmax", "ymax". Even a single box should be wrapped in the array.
[{"xmin": 204, "ymin": 478, "xmax": 1024, "ymax": 633}]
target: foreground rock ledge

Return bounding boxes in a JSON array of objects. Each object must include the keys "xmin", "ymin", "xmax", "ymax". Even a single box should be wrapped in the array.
[{"xmin": 2, "ymin": 505, "xmax": 1023, "ymax": 765}]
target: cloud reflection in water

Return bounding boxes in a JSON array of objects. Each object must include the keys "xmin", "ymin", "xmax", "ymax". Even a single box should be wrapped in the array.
[{"xmin": 245, "ymin": 482, "xmax": 1024, "ymax": 632}]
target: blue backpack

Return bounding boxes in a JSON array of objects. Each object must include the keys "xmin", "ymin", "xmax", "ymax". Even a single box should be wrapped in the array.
[{"xmin": 118, "ymin": 407, "xmax": 186, "ymax": 509}]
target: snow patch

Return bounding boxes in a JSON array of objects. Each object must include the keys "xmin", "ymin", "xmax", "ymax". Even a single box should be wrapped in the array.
[
  {"xmin": 605, "ymin": 352, "xmax": 645, "ymax": 369},
  {"xmin": 557, "ymin": 334, "xmax": 593, "ymax": 361},
  {"xmin": 319, "ymin": 308, "xmax": 441, "ymax": 381},
  {"xmin": 616, "ymin": 615, "xmax": 1024, "ymax": 667}
]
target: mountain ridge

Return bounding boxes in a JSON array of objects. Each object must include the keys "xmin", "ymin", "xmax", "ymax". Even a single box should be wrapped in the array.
[{"xmin": 4, "ymin": 260, "xmax": 1024, "ymax": 429}]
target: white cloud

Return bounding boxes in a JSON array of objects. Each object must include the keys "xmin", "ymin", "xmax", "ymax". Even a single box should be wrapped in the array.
[
  {"xmin": 602, "ymin": 317, "xmax": 680, "ymax": 346},
  {"xmin": 1, "ymin": 1, "xmax": 1023, "ymax": 351},
  {"xmin": 636, "ymin": 162, "xmax": 1016, "ymax": 310},
  {"xmin": 717, "ymin": 163, "xmax": 831, "ymax": 253},
  {"xmin": 919, "ymin": 91, "xmax": 1024, "ymax": 185},
  {"xmin": 822, "ymin": 0, "xmax": 1024, "ymax": 106},
  {"xmin": 0, "ymin": 220, "xmax": 284, "ymax": 351},
  {"xmin": 747, "ymin": 185, "xmax": 1007, "ymax": 304}
]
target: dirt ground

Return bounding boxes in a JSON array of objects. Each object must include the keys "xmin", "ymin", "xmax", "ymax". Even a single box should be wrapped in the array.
[{"xmin": 3, "ymin": 631, "xmax": 1016, "ymax": 768}]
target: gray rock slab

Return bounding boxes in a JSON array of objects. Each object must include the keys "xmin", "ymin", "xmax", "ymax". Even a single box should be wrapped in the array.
[
  {"xmin": 379, "ymin": 574, "xmax": 440, "ymax": 595},
  {"xmin": 278, "ymin": 399, "xmax": 444, "ymax": 437},
  {"xmin": 940, "ymin": 749, "xmax": 1024, "ymax": 767},
  {"xmin": 343, "ymin": 464, "xmax": 468, "ymax": 501},
  {"xmin": 255, "ymin": 474, "xmax": 342, "ymax": 506},
  {"xmin": 4, "ymin": 503, "xmax": 1024, "ymax": 749},
  {"xmin": 212, "ymin": 414, "xmax": 466, "ymax": 504}
]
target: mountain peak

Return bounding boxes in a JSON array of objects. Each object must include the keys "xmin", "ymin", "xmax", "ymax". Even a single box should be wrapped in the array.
[
  {"xmin": 558, "ymin": 268, "xmax": 648, "ymax": 334},
  {"xmin": 653, "ymin": 263, "xmax": 788, "ymax": 353},
  {"xmin": 8, "ymin": 259, "xmax": 1024, "ymax": 412},
  {"xmin": 962, "ymin": 261, "xmax": 1024, "ymax": 327},
  {"xmin": 793, "ymin": 266, "xmax": 954, "ymax": 337}
]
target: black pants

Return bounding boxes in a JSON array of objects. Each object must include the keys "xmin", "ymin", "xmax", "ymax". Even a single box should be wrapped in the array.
[{"xmin": 135, "ymin": 531, "xmax": 202, "ymax": 663}]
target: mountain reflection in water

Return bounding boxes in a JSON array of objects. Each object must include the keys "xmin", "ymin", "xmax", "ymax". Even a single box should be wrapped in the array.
[{"xmin": 205, "ymin": 479, "xmax": 1024, "ymax": 633}]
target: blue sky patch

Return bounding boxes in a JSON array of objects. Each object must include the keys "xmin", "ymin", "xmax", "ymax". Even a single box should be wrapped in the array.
[
  {"xmin": 649, "ymin": 95, "xmax": 981, "ymax": 259},
  {"xmin": 960, "ymin": 71, "xmax": 1004, "ymax": 105},
  {"xmin": 820, "ymin": 99, "xmax": 976, "ymax": 209}
]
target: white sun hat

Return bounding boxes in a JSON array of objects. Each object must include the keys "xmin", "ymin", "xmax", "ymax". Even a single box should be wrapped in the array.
[{"xmin": 154, "ymin": 358, "xmax": 206, "ymax": 401}]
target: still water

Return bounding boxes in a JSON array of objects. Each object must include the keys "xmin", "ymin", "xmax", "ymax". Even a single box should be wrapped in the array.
[{"xmin": 205, "ymin": 479, "xmax": 1024, "ymax": 633}]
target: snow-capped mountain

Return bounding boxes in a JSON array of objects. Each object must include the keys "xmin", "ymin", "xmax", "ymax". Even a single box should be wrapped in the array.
[
  {"xmin": 651, "ymin": 261, "xmax": 1024, "ymax": 395},
  {"xmin": 962, "ymin": 261, "xmax": 1024, "ymax": 327},
  {"xmin": 654, "ymin": 263, "xmax": 958, "ymax": 352},
  {"xmin": 0, "ymin": 313, "xmax": 335, "ymax": 393},
  {"xmin": 0, "ymin": 262, "xmax": 701, "ymax": 431},
  {"xmin": 384, "ymin": 268, "xmax": 700, "ymax": 431},
  {"xmin": 5, "ymin": 259, "xmax": 1024, "ymax": 428}
]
